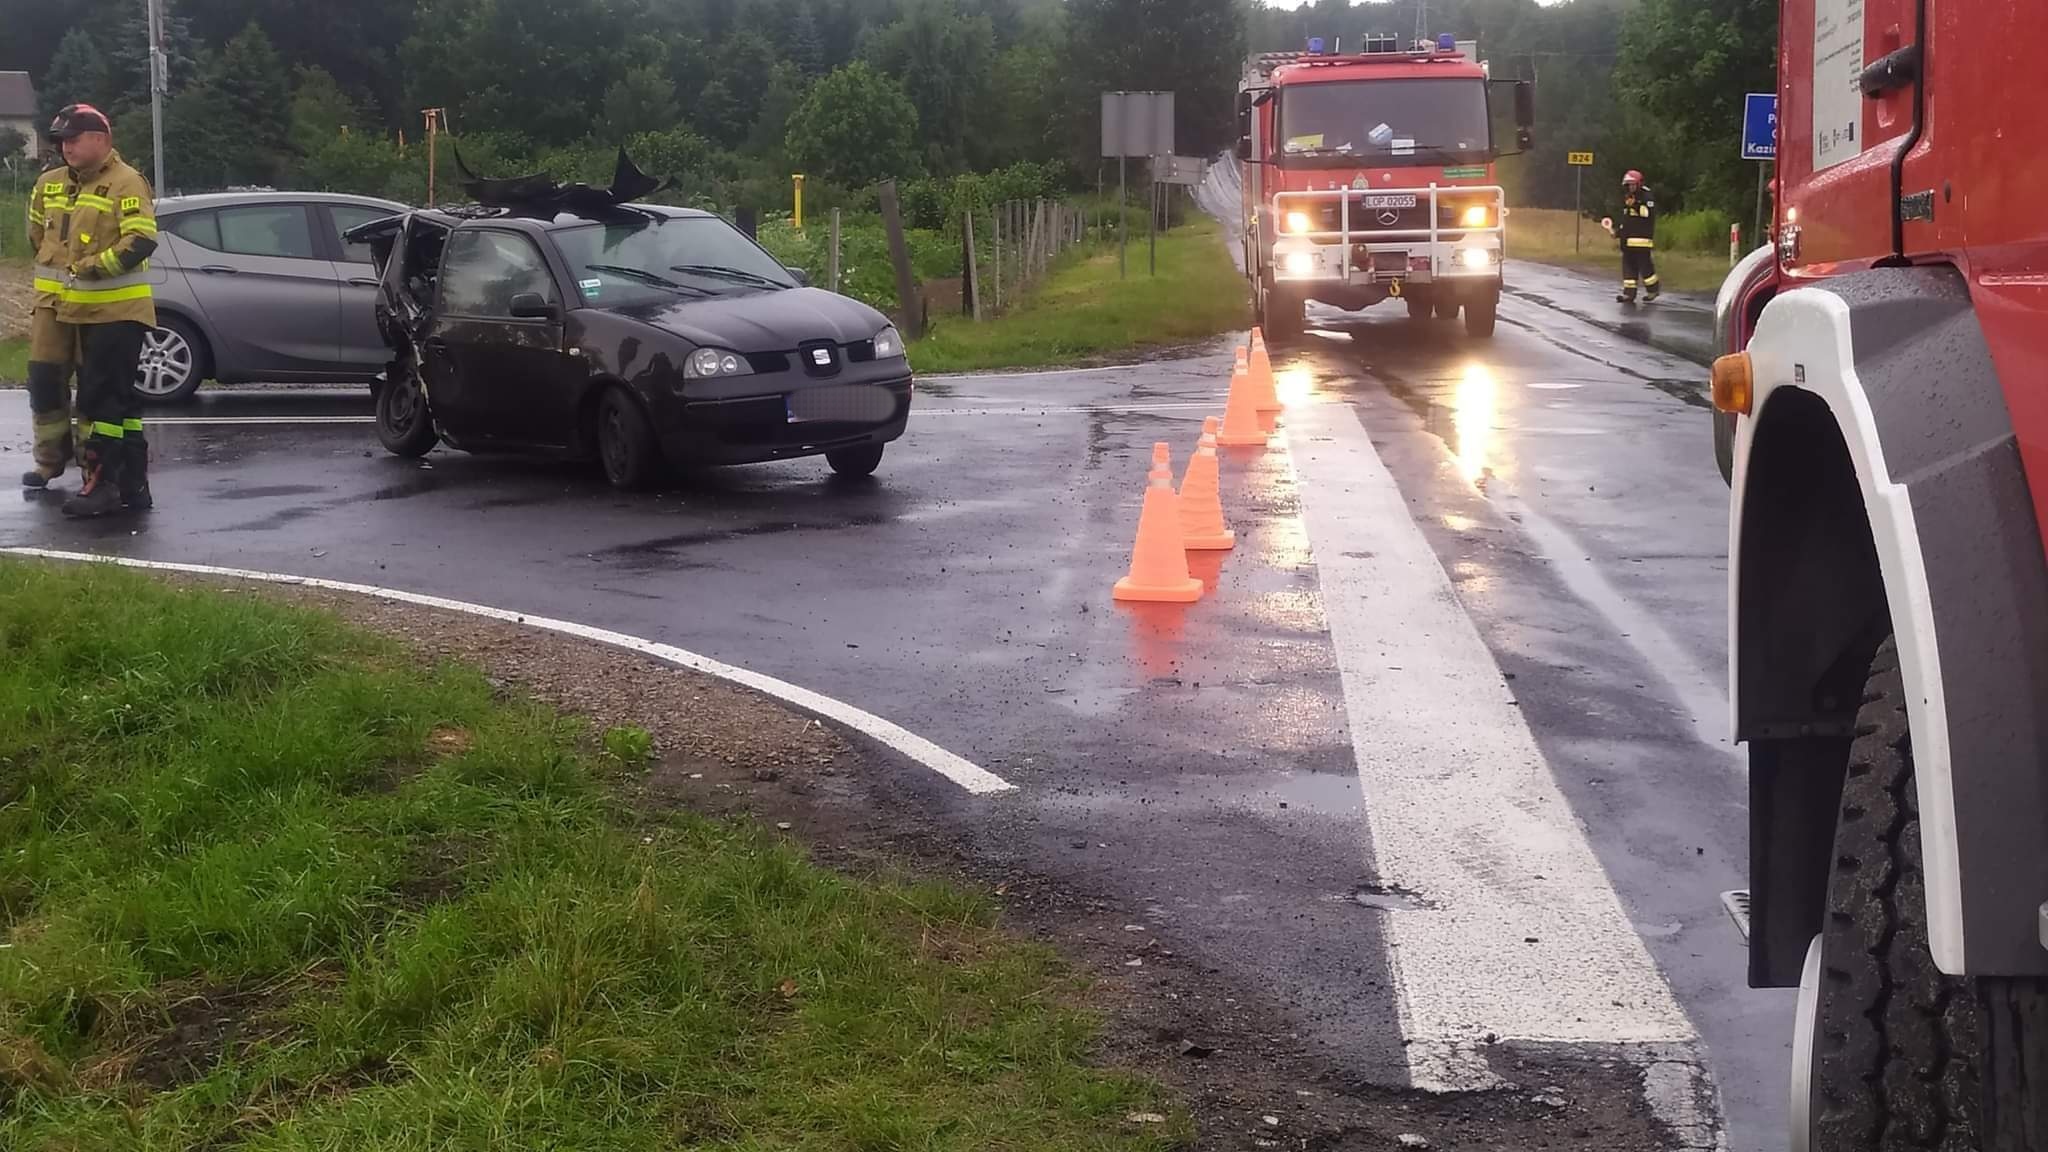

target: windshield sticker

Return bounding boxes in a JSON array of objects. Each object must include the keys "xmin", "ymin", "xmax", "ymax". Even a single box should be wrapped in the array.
[
  {"xmin": 1367, "ymin": 123, "xmax": 1394, "ymax": 147},
  {"xmin": 1285, "ymin": 133, "xmax": 1325, "ymax": 152},
  {"xmin": 579, "ymin": 278, "xmax": 602, "ymax": 299},
  {"xmin": 1392, "ymin": 138, "xmax": 1416, "ymax": 157},
  {"xmin": 1812, "ymin": 0, "xmax": 1864, "ymax": 171}
]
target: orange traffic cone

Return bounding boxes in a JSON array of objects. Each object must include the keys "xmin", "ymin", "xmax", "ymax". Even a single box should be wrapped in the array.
[
  {"xmin": 1179, "ymin": 417, "xmax": 1235, "ymax": 550},
  {"xmin": 1216, "ymin": 361, "xmax": 1271, "ymax": 448},
  {"xmin": 1113, "ymin": 443, "xmax": 1204, "ymax": 603},
  {"xmin": 1249, "ymin": 333, "xmax": 1283, "ymax": 421}
]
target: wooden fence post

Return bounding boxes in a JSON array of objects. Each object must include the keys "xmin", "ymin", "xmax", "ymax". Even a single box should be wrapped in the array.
[
  {"xmin": 963, "ymin": 211, "xmax": 981, "ymax": 320},
  {"xmin": 992, "ymin": 207, "xmax": 1003, "ymax": 313},
  {"xmin": 828, "ymin": 208, "xmax": 841, "ymax": 294},
  {"xmin": 876, "ymin": 181, "xmax": 921, "ymax": 338}
]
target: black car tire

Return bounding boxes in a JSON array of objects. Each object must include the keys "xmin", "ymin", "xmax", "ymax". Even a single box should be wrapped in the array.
[
  {"xmin": 596, "ymin": 387, "xmax": 661, "ymax": 491},
  {"xmin": 376, "ymin": 361, "xmax": 438, "ymax": 458},
  {"xmin": 826, "ymin": 444, "xmax": 885, "ymax": 479},
  {"xmin": 1800, "ymin": 635, "xmax": 2048, "ymax": 1152},
  {"xmin": 1464, "ymin": 291, "xmax": 1499, "ymax": 339},
  {"xmin": 135, "ymin": 316, "xmax": 208, "ymax": 405}
]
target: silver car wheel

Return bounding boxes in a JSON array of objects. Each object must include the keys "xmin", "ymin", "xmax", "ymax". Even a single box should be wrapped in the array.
[{"xmin": 135, "ymin": 326, "xmax": 196, "ymax": 397}]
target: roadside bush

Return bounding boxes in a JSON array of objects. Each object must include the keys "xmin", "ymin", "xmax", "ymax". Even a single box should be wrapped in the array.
[{"xmin": 1657, "ymin": 208, "xmax": 1734, "ymax": 254}]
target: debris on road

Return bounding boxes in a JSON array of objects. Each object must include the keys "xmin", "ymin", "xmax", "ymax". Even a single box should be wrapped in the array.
[
  {"xmin": 1178, "ymin": 1038, "xmax": 1216, "ymax": 1059},
  {"xmin": 1397, "ymin": 1136, "xmax": 1431, "ymax": 1149},
  {"xmin": 1126, "ymin": 1112, "xmax": 1167, "ymax": 1125}
]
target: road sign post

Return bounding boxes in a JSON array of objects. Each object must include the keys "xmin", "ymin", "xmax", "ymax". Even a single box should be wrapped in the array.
[
  {"xmin": 1567, "ymin": 151, "xmax": 1594, "ymax": 253},
  {"xmin": 1101, "ymin": 92, "xmax": 1175, "ymax": 281},
  {"xmin": 1741, "ymin": 93, "xmax": 1778, "ymax": 254}
]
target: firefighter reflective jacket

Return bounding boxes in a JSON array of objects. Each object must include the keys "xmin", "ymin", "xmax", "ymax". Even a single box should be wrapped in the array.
[
  {"xmin": 1616, "ymin": 185, "xmax": 1657, "ymax": 249},
  {"xmin": 27, "ymin": 149, "xmax": 158, "ymax": 326}
]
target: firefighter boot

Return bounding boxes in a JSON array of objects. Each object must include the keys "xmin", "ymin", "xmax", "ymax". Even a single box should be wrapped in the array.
[
  {"xmin": 21, "ymin": 369, "xmax": 74, "ymax": 490},
  {"xmin": 120, "ymin": 431, "xmax": 153, "ymax": 510},
  {"xmin": 61, "ymin": 439, "xmax": 127, "ymax": 519}
]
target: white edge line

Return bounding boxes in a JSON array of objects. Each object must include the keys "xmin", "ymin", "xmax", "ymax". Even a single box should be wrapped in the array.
[{"xmin": 1, "ymin": 546, "xmax": 1016, "ymax": 796}]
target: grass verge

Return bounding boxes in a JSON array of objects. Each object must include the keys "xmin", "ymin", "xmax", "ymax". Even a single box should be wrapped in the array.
[
  {"xmin": 1508, "ymin": 207, "xmax": 1736, "ymax": 295},
  {"xmin": 0, "ymin": 337, "xmax": 23, "ymax": 385},
  {"xmin": 908, "ymin": 217, "xmax": 1248, "ymax": 375},
  {"xmin": 0, "ymin": 560, "xmax": 1181, "ymax": 1149}
]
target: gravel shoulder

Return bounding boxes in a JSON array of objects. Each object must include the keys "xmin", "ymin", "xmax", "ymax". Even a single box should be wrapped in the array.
[{"xmin": 213, "ymin": 577, "xmax": 1687, "ymax": 1152}]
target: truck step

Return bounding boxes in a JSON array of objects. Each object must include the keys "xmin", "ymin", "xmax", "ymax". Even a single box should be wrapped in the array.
[{"xmin": 1720, "ymin": 890, "xmax": 1751, "ymax": 944}]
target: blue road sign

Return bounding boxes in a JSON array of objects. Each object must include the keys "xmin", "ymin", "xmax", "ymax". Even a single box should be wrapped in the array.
[{"xmin": 1742, "ymin": 92, "xmax": 1778, "ymax": 161}]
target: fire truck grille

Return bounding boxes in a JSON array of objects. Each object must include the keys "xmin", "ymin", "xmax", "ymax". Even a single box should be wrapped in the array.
[{"xmin": 1298, "ymin": 199, "xmax": 1482, "ymax": 237}]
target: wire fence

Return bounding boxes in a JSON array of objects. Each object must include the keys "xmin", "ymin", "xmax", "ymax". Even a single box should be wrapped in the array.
[{"xmin": 968, "ymin": 198, "xmax": 1090, "ymax": 320}]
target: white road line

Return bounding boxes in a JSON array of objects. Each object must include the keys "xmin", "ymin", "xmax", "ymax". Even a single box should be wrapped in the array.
[
  {"xmin": 1284, "ymin": 398, "xmax": 1696, "ymax": 1089},
  {"xmin": 0, "ymin": 547, "xmax": 1015, "ymax": 797},
  {"xmin": 147, "ymin": 415, "xmax": 376, "ymax": 425}
]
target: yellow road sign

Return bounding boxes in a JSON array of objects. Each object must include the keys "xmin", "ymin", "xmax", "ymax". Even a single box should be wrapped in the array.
[{"xmin": 1567, "ymin": 151, "xmax": 1595, "ymax": 166}]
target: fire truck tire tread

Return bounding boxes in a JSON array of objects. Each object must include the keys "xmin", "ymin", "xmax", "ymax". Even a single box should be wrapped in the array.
[
  {"xmin": 1810, "ymin": 636, "xmax": 2048, "ymax": 1152},
  {"xmin": 1433, "ymin": 296, "xmax": 1459, "ymax": 320},
  {"xmin": 1407, "ymin": 295, "xmax": 1432, "ymax": 322},
  {"xmin": 1464, "ymin": 293, "xmax": 1498, "ymax": 338}
]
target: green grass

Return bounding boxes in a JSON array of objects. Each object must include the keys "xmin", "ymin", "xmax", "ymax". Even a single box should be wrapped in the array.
[
  {"xmin": 0, "ymin": 337, "xmax": 23, "ymax": 385},
  {"xmin": 0, "ymin": 560, "xmax": 1183, "ymax": 1150},
  {"xmin": 1507, "ymin": 206, "xmax": 1740, "ymax": 295},
  {"xmin": 908, "ymin": 217, "xmax": 1248, "ymax": 375}
]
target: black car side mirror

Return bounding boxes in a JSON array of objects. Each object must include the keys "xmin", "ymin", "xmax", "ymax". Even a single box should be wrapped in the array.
[
  {"xmin": 509, "ymin": 292, "xmax": 558, "ymax": 320},
  {"xmin": 786, "ymin": 266, "xmax": 811, "ymax": 287}
]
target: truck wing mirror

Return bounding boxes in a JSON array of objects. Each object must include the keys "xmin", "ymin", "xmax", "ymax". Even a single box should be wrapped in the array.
[
  {"xmin": 1514, "ymin": 81, "xmax": 1536, "ymax": 129},
  {"xmin": 1236, "ymin": 134, "xmax": 1253, "ymax": 163}
]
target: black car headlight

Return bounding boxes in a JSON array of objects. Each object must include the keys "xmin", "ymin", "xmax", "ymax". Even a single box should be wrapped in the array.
[
  {"xmin": 873, "ymin": 326, "xmax": 904, "ymax": 359},
  {"xmin": 685, "ymin": 348, "xmax": 752, "ymax": 379}
]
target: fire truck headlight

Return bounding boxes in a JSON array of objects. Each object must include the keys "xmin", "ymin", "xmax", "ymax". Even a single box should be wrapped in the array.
[
  {"xmin": 1284, "ymin": 251, "xmax": 1317, "ymax": 276},
  {"xmin": 1284, "ymin": 210, "xmax": 1314, "ymax": 234},
  {"xmin": 1458, "ymin": 246, "xmax": 1495, "ymax": 270},
  {"xmin": 1460, "ymin": 204, "xmax": 1491, "ymax": 228}
]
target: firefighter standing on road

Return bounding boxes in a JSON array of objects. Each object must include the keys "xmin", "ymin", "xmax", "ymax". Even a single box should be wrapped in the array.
[
  {"xmin": 1610, "ymin": 169, "xmax": 1660, "ymax": 304},
  {"xmin": 23, "ymin": 103, "xmax": 157, "ymax": 516}
]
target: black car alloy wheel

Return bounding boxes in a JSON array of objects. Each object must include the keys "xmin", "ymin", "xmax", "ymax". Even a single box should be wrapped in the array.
[{"xmin": 376, "ymin": 364, "xmax": 439, "ymax": 457}]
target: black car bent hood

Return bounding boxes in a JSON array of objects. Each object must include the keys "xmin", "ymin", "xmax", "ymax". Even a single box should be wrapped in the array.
[{"xmin": 605, "ymin": 287, "xmax": 889, "ymax": 352}]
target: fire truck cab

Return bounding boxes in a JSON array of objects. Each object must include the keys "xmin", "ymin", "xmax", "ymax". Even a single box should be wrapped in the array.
[
  {"xmin": 1235, "ymin": 33, "xmax": 1533, "ymax": 343},
  {"xmin": 1715, "ymin": 0, "xmax": 2048, "ymax": 1145}
]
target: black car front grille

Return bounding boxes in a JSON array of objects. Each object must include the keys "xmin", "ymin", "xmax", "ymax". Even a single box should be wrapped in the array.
[{"xmin": 745, "ymin": 351, "xmax": 791, "ymax": 374}]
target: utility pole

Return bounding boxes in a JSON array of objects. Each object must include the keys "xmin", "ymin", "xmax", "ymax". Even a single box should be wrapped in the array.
[{"xmin": 146, "ymin": 0, "xmax": 166, "ymax": 194}]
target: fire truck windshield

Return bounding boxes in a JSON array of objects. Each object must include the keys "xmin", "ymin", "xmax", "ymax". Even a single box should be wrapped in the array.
[{"xmin": 1277, "ymin": 77, "xmax": 1492, "ymax": 166}]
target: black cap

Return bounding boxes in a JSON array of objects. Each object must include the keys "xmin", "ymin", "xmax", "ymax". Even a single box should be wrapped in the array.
[{"xmin": 47, "ymin": 103, "xmax": 112, "ymax": 141}]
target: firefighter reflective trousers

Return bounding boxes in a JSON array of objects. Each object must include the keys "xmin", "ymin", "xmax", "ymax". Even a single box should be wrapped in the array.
[
  {"xmin": 29, "ymin": 311, "xmax": 147, "ymax": 469},
  {"xmin": 26, "ymin": 308, "xmax": 80, "ymax": 472},
  {"xmin": 1621, "ymin": 247, "xmax": 1660, "ymax": 297}
]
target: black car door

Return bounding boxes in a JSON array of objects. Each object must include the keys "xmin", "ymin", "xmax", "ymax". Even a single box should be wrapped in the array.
[{"xmin": 427, "ymin": 227, "xmax": 580, "ymax": 446}]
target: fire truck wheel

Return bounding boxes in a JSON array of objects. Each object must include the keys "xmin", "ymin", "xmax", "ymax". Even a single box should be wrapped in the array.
[
  {"xmin": 1264, "ymin": 287, "xmax": 1305, "ymax": 342},
  {"xmin": 1433, "ymin": 296, "xmax": 1459, "ymax": 320},
  {"xmin": 1406, "ymin": 294, "xmax": 1432, "ymax": 322},
  {"xmin": 1801, "ymin": 635, "xmax": 2048, "ymax": 1152},
  {"xmin": 1463, "ymin": 292, "xmax": 1498, "ymax": 338}
]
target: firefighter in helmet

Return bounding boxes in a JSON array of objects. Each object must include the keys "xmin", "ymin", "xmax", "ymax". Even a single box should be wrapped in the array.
[
  {"xmin": 23, "ymin": 103, "xmax": 158, "ymax": 516},
  {"xmin": 1612, "ymin": 169, "xmax": 1660, "ymax": 304}
]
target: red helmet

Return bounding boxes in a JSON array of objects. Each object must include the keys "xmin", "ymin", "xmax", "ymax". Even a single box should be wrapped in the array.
[{"xmin": 1622, "ymin": 169, "xmax": 1644, "ymax": 185}]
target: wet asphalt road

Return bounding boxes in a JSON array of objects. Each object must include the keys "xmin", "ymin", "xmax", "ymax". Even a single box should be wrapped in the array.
[{"xmin": 0, "ymin": 266, "xmax": 1782, "ymax": 1149}]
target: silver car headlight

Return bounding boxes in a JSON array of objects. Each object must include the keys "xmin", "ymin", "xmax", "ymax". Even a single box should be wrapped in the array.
[
  {"xmin": 685, "ymin": 348, "xmax": 752, "ymax": 379},
  {"xmin": 873, "ymin": 326, "xmax": 904, "ymax": 359}
]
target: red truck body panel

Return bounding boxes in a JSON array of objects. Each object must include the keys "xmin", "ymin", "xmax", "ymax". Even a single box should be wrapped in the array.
[{"xmin": 1776, "ymin": 0, "xmax": 2048, "ymax": 553}]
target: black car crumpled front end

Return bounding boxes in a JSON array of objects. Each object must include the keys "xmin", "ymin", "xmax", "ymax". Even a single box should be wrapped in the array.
[{"xmin": 593, "ymin": 287, "xmax": 913, "ymax": 467}]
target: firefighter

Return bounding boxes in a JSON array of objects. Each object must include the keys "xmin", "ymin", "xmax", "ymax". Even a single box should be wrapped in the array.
[
  {"xmin": 1613, "ymin": 169, "xmax": 1660, "ymax": 304},
  {"xmin": 23, "ymin": 103, "xmax": 157, "ymax": 516}
]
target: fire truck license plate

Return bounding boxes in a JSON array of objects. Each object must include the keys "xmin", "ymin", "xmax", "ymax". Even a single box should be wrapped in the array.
[{"xmin": 1359, "ymin": 194, "xmax": 1418, "ymax": 209}]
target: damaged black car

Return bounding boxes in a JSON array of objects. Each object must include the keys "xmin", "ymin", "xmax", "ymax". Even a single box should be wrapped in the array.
[{"xmin": 345, "ymin": 153, "xmax": 912, "ymax": 488}]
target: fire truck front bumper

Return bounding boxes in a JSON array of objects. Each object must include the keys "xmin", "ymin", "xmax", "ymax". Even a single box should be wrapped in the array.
[{"xmin": 1270, "ymin": 236, "xmax": 1503, "ymax": 286}]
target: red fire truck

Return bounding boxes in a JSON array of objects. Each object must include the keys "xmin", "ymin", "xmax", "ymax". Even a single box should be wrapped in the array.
[
  {"xmin": 1234, "ymin": 34, "xmax": 1533, "ymax": 343},
  {"xmin": 1712, "ymin": 0, "xmax": 2048, "ymax": 1145}
]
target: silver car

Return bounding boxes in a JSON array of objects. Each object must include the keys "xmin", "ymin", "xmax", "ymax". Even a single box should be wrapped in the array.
[{"xmin": 141, "ymin": 191, "xmax": 408, "ymax": 402}]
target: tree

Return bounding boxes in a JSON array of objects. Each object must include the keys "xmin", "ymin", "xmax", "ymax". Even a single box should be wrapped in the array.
[
  {"xmin": 789, "ymin": 3, "xmax": 827, "ymax": 76},
  {"xmin": 746, "ymin": 63, "xmax": 811, "ymax": 163},
  {"xmin": 207, "ymin": 22, "xmax": 296, "ymax": 185},
  {"xmin": 0, "ymin": 126, "xmax": 29, "ymax": 165},
  {"xmin": 1065, "ymin": 0, "xmax": 1243, "ymax": 160},
  {"xmin": 785, "ymin": 62, "xmax": 921, "ymax": 188},
  {"xmin": 1612, "ymin": 0, "xmax": 1777, "ymax": 215},
  {"xmin": 603, "ymin": 64, "xmax": 681, "ymax": 141},
  {"xmin": 39, "ymin": 29, "xmax": 111, "ymax": 126},
  {"xmin": 861, "ymin": 0, "xmax": 997, "ymax": 173},
  {"xmin": 699, "ymin": 30, "xmax": 780, "ymax": 147},
  {"xmin": 291, "ymin": 66, "xmax": 363, "ymax": 157}
]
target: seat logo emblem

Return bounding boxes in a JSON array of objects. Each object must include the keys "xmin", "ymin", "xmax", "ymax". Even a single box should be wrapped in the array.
[{"xmin": 812, "ymin": 348, "xmax": 832, "ymax": 366}]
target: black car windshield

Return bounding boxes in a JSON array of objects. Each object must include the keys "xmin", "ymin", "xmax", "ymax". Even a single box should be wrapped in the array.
[
  {"xmin": 1278, "ymin": 78, "xmax": 1491, "ymax": 164},
  {"xmin": 553, "ymin": 216, "xmax": 796, "ymax": 306}
]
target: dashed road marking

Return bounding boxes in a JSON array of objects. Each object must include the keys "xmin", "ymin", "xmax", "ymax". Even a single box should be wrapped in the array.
[
  {"xmin": 0, "ymin": 547, "xmax": 1015, "ymax": 796},
  {"xmin": 1284, "ymin": 398, "xmax": 1699, "ymax": 1089}
]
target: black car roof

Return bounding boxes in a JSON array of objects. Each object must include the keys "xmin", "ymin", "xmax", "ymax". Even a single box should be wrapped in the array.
[{"xmin": 410, "ymin": 203, "xmax": 715, "ymax": 230}]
